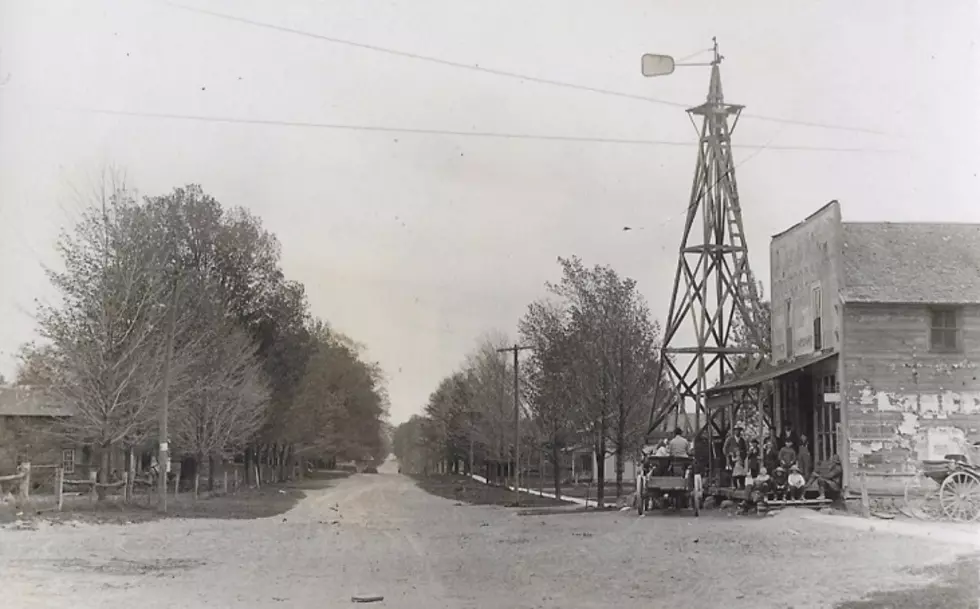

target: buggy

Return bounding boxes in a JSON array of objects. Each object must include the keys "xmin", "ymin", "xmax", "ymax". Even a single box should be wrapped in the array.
[{"xmin": 635, "ymin": 455, "xmax": 702, "ymax": 517}]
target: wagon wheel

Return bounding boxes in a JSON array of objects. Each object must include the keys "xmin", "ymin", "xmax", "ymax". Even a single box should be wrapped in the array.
[
  {"xmin": 904, "ymin": 473, "xmax": 942, "ymax": 521},
  {"xmin": 939, "ymin": 471, "xmax": 980, "ymax": 522}
]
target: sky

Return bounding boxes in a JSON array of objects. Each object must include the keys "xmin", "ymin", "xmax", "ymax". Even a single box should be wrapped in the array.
[{"xmin": 1, "ymin": 0, "xmax": 978, "ymax": 424}]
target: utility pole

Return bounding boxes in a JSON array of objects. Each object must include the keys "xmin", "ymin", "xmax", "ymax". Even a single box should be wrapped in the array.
[
  {"xmin": 158, "ymin": 277, "xmax": 180, "ymax": 512},
  {"xmin": 497, "ymin": 344, "xmax": 533, "ymax": 506}
]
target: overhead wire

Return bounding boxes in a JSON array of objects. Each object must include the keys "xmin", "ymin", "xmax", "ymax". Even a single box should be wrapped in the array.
[
  {"xmin": 157, "ymin": 1, "xmax": 891, "ymax": 137},
  {"xmin": 57, "ymin": 105, "xmax": 897, "ymax": 153}
]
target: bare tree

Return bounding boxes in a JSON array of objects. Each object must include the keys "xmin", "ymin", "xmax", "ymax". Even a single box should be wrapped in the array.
[
  {"xmin": 36, "ymin": 183, "xmax": 174, "ymax": 498},
  {"xmin": 461, "ymin": 332, "xmax": 514, "ymax": 472}
]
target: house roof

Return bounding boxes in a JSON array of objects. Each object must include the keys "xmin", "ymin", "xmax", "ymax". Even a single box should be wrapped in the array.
[
  {"xmin": 841, "ymin": 222, "xmax": 980, "ymax": 304},
  {"xmin": 0, "ymin": 386, "xmax": 74, "ymax": 417}
]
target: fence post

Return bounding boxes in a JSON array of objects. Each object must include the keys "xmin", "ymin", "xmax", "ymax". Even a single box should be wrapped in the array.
[
  {"xmin": 55, "ymin": 466, "xmax": 64, "ymax": 511},
  {"xmin": 88, "ymin": 470, "xmax": 98, "ymax": 503},
  {"xmin": 234, "ymin": 468, "xmax": 240, "ymax": 492},
  {"xmin": 17, "ymin": 461, "xmax": 31, "ymax": 505},
  {"xmin": 223, "ymin": 471, "xmax": 228, "ymax": 494}
]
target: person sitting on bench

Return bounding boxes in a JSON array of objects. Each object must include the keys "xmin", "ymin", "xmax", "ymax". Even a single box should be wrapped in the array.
[
  {"xmin": 770, "ymin": 465, "xmax": 789, "ymax": 500},
  {"xmin": 808, "ymin": 454, "xmax": 844, "ymax": 500}
]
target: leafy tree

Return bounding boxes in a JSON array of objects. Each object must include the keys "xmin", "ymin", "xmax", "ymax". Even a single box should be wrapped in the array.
[
  {"xmin": 26, "ymin": 180, "xmax": 390, "ymax": 499},
  {"xmin": 520, "ymin": 300, "xmax": 577, "ymax": 499},
  {"xmin": 522, "ymin": 256, "xmax": 665, "ymax": 499},
  {"xmin": 392, "ymin": 415, "xmax": 429, "ymax": 474},
  {"xmin": 287, "ymin": 324, "xmax": 389, "ymax": 466}
]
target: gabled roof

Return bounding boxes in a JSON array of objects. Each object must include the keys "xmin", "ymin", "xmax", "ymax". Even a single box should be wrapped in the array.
[
  {"xmin": 0, "ymin": 386, "xmax": 74, "ymax": 417},
  {"xmin": 842, "ymin": 222, "xmax": 980, "ymax": 304}
]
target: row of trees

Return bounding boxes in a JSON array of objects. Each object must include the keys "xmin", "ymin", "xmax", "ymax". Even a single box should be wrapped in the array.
[
  {"xmin": 16, "ymin": 179, "xmax": 389, "ymax": 497},
  {"xmin": 393, "ymin": 256, "xmax": 672, "ymax": 506}
]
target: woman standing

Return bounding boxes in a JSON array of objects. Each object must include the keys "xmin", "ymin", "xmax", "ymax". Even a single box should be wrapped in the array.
[{"xmin": 798, "ymin": 434, "xmax": 813, "ymax": 477}]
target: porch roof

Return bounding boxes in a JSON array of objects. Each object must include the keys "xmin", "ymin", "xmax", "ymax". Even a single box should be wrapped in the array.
[{"xmin": 706, "ymin": 350, "xmax": 838, "ymax": 396}]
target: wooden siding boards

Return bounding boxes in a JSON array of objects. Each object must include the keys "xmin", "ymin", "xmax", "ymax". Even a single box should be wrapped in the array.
[
  {"xmin": 842, "ymin": 302, "xmax": 980, "ymax": 494},
  {"xmin": 768, "ymin": 201, "xmax": 980, "ymax": 495},
  {"xmin": 770, "ymin": 201, "xmax": 844, "ymax": 364}
]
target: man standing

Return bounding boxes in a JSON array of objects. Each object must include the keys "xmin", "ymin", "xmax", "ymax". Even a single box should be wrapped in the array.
[
  {"xmin": 780, "ymin": 423, "xmax": 800, "ymax": 450},
  {"xmin": 667, "ymin": 427, "xmax": 691, "ymax": 458}
]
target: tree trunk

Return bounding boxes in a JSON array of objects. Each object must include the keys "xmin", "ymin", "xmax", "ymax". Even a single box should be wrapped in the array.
[
  {"xmin": 279, "ymin": 445, "xmax": 289, "ymax": 481},
  {"xmin": 208, "ymin": 455, "xmax": 216, "ymax": 492},
  {"xmin": 616, "ymin": 341, "xmax": 626, "ymax": 499},
  {"xmin": 97, "ymin": 443, "xmax": 111, "ymax": 501},
  {"xmin": 244, "ymin": 447, "xmax": 252, "ymax": 486},
  {"xmin": 614, "ymin": 446, "xmax": 624, "ymax": 499},
  {"xmin": 595, "ymin": 435, "xmax": 606, "ymax": 508},
  {"xmin": 125, "ymin": 446, "xmax": 136, "ymax": 503},
  {"xmin": 551, "ymin": 443, "xmax": 562, "ymax": 500},
  {"xmin": 193, "ymin": 460, "xmax": 200, "ymax": 500}
]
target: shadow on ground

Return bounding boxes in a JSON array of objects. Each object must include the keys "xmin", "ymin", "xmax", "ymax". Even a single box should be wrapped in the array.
[
  {"xmin": 0, "ymin": 470, "xmax": 351, "ymax": 525},
  {"xmin": 836, "ymin": 554, "xmax": 980, "ymax": 609},
  {"xmin": 408, "ymin": 473, "xmax": 571, "ymax": 507}
]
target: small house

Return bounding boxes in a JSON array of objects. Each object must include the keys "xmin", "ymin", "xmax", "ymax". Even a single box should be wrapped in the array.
[{"xmin": 0, "ymin": 385, "xmax": 76, "ymax": 475}]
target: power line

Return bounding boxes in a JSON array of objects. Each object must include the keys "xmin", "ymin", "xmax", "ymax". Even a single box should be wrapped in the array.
[
  {"xmin": 158, "ymin": 1, "xmax": 891, "ymax": 137},
  {"xmin": 62, "ymin": 105, "xmax": 898, "ymax": 153}
]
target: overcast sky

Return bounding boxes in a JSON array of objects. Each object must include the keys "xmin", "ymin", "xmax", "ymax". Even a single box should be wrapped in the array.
[{"xmin": 2, "ymin": 0, "xmax": 978, "ymax": 423}]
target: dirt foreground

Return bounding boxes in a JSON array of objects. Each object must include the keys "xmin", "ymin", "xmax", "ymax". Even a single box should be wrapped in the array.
[{"xmin": 1, "ymin": 461, "xmax": 977, "ymax": 609}]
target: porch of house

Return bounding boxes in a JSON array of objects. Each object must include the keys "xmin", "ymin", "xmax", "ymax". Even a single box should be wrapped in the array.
[{"xmin": 705, "ymin": 350, "xmax": 845, "ymax": 501}]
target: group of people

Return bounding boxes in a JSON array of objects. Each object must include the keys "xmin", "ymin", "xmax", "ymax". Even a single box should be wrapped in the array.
[
  {"xmin": 647, "ymin": 427, "xmax": 694, "ymax": 459},
  {"xmin": 724, "ymin": 424, "xmax": 842, "ymax": 502}
]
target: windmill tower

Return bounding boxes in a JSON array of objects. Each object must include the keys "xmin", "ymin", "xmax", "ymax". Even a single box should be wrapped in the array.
[{"xmin": 645, "ymin": 39, "xmax": 766, "ymax": 443}]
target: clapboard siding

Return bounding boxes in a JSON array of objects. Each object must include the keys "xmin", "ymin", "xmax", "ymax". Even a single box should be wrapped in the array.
[{"xmin": 843, "ymin": 303, "xmax": 980, "ymax": 494}]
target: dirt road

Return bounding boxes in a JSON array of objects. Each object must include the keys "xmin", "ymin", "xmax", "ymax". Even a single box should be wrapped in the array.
[{"xmin": 1, "ymin": 464, "xmax": 977, "ymax": 608}]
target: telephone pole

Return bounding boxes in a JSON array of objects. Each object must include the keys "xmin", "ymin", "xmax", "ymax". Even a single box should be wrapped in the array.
[
  {"xmin": 158, "ymin": 277, "xmax": 180, "ymax": 513},
  {"xmin": 497, "ymin": 344, "xmax": 533, "ymax": 506}
]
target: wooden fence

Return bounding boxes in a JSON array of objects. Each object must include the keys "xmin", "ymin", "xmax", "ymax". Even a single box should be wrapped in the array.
[{"xmin": 0, "ymin": 458, "xmax": 298, "ymax": 513}]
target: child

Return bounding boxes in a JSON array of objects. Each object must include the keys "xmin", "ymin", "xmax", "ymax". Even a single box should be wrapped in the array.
[
  {"xmin": 771, "ymin": 465, "xmax": 789, "ymax": 500},
  {"xmin": 787, "ymin": 464, "xmax": 806, "ymax": 500},
  {"xmin": 732, "ymin": 446, "xmax": 748, "ymax": 489},
  {"xmin": 747, "ymin": 439, "xmax": 761, "ymax": 478}
]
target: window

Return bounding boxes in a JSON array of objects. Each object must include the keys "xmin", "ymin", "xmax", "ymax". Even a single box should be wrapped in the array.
[
  {"xmin": 785, "ymin": 299, "xmax": 793, "ymax": 358},
  {"xmin": 812, "ymin": 285, "xmax": 823, "ymax": 351},
  {"xmin": 930, "ymin": 307, "xmax": 960, "ymax": 352},
  {"xmin": 62, "ymin": 449, "xmax": 75, "ymax": 475}
]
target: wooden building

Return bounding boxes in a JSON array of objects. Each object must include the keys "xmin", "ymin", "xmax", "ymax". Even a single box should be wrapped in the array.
[
  {"xmin": 711, "ymin": 200, "xmax": 980, "ymax": 495},
  {"xmin": 0, "ymin": 385, "xmax": 76, "ymax": 475}
]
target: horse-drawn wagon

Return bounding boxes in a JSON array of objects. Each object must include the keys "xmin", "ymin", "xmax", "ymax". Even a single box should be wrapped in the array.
[{"xmin": 635, "ymin": 455, "xmax": 702, "ymax": 517}]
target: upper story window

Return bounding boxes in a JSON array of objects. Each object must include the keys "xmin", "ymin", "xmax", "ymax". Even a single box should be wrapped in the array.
[
  {"xmin": 812, "ymin": 285, "xmax": 823, "ymax": 351},
  {"xmin": 785, "ymin": 299, "xmax": 793, "ymax": 358},
  {"xmin": 930, "ymin": 307, "xmax": 961, "ymax": 353}
]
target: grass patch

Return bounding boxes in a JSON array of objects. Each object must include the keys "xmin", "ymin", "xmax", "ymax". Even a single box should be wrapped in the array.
[
  {"xmin": 0, "ymin": 470, "xmax": 350, "ymax": 526},
  {"xmin": 409, "ymin": 473, "xmax": 571, "ymax": 507}
]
